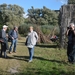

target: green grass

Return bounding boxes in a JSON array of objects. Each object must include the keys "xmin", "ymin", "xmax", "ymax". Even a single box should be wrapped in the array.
[{"xmin": 0, "ymin": 37, "xmax": 75, "ymax": 75}]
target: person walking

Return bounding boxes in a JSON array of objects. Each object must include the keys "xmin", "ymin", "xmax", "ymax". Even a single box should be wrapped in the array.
[
  {"xmin": 26, "ymin": 26, "xmax": 38, "ymax": 62},
  {"xmin": 0, "ymin": 25, "xmax": 8, "ymax": 58},
  {"xmin": 9, "ymin": 26, "xmax": 18, "ymax": 54}
]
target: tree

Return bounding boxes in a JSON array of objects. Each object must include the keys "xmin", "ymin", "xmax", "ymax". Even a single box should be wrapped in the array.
[
  {"xmin": 0, "ymin": 3, "xmax": 25, "ymax": 29},
  {"xmin": 27, "ymin": 6, "xmax": 59, "ymax": 26},
  {"xmin": 68, "ymin": 0, "xmax": 75, "ymax": 4}
]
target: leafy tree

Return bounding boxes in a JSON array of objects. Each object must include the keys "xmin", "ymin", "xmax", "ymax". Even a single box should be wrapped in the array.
[
  {"xmin": 0, "ymin": 3, "xmax": 25, "ymax": 29},
  {"xmin": 27, "ymin": 6, "xmax": 59, "ymax": 26},
  {"xmin": 68, "ymin": 0, "xmax": 75, "ymax": 4}
]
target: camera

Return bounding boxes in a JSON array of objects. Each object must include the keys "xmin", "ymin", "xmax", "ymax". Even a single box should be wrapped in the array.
[
  {"xmin": 67, "ymin": 27, "xmax": 72, "ymax": 29},
  {"xmin": 67, "ymin": 27, "xmax": 69, "ymax": 29}
]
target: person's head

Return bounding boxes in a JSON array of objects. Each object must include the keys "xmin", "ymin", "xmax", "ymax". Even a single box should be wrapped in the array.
[
  {"xmin": 3, "ymin": 25, "xmax": 8, "ymax": 31},
  {"xmin": 69, "ymin": 23, "xmax": 74, "ymax": 30},
  {"xmin": 29, "ymin": 26, "xmax": 33, "ymax": 32},
  {"xmin": 14, "ymin": 26, "xmax": 18, "ymax": 31}
]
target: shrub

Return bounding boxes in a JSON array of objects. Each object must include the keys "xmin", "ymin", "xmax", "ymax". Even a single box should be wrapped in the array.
[
  {"xmin": 18, "ymin": 24, "xmax": 34, "ymax": 36},
  {"xmin": 40, "ymin": 25, "xmax": 60, "ymax": 36}
]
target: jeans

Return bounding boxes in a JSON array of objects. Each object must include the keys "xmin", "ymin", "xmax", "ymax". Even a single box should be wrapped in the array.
[
  {"xmin": 9, "ymin": 39, "xmax": 17, "ymax": 52},
  {"xmin": 28, "ymin": 47, "xmax": 34, "ymax": 60}
]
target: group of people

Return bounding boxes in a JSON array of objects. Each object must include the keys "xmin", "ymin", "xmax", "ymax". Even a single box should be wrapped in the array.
[
  {"xmin": 0, "ymin": 23, "xmax": 75, "ymax": 63},
  {"xmin": 0, "ymin": 25, "xmax": 18, "ymax": 58},
  {"xmin": 0, "ymin": 25, "xmax": 38, "ymax": 63},
  {"xmin": 66, "ymin": 23, "xmax": 75, "ymax": 64}
]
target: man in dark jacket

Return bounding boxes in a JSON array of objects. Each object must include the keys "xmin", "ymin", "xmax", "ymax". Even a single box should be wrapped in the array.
[
  {"xmin": 0, "ymin": 25, "xmax": 8, "ymax": 58},
  {"xmin": 66, "ymin": 23, "xmax": 75, "ymax": 63}
]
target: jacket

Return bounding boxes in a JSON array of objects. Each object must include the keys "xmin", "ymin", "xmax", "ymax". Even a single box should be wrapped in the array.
[{"xmin": 26, "ymin": 31, "xmax": 38, "ymax": 48}]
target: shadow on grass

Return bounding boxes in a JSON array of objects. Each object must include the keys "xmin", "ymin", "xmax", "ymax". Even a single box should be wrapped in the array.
[
  {"xmin": 18, "ymin": 68, "xmax": 75, "ymax": 75},
  {"xmin": 0, "ymin": 55, "xmax": 74, "ymax": 75},
  {"xmin": 33, "ymin": 56, "xmax": 67, "ymax": 65},
  {"xmin": 17, "ymin": 41, "xmax": 25, "ymax": 46},
  {"xmin": 18, "ymin": 42, "xmax": 25, "ymax": 43},
  {"xmin": 0, "ymin": 70, "xmax": 11, "ymax": 75},
  {"xmin": 0, "ymin": 49, "xmax": 68, "ymax": 65},
  {"xmin": 0, "ymin": 55, "xmax": 28, "ymax": 61},
  {"xmin": 36, "ymin": 44, "xmax": 58, "ymax": 48},
  {"xmin": 18, "ymin": 41, "xmax": 59, "ymax": 48},
  {"xmin": 12, "ymin": 55, "xmax": 67, "ymax": 65}
]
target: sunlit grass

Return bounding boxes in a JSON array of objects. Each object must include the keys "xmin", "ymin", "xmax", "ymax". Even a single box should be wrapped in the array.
[{"xmin": 0, "ymin": 37, "xmax": 75, "ymax": 75}]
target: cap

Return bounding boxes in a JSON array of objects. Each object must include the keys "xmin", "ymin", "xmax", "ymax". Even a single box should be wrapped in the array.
[{"xmin": 3, "ymin": 25, "xmax": 8, "ymax": 28}]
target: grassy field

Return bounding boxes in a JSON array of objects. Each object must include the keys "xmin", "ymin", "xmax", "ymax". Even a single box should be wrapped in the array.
[{"xmin": 0, "ymin": 37, "xmax": 75, "ymax": 75}]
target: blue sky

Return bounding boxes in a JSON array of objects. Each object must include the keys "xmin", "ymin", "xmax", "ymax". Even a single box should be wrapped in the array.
[{"xmin": 0, "ymin": 0, "xmax": 65, "ymax": 13}]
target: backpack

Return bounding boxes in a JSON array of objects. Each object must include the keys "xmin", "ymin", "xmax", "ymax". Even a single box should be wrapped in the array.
[
  {"xmin": 8, "ymin": 30, "xmax": 13, "ymax": 42},
  {"xmin": 0, "ymin": 30, "xmax": 2, "ymax": 38},
  {"xmin": 25, "ymin": 37, "xmax": 28, "ymax": 46}
]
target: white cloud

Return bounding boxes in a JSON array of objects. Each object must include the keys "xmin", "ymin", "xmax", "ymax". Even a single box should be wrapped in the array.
[
  {"xmin": 56, "ymin": 0, "xmax": 68, "ymax": 4},
  {"xmin": 23, "ymin": 13, "xmax": 28, "ymax": 18}
]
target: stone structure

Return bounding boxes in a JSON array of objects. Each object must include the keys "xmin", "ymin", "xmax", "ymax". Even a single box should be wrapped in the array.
[{"xmin": 60, "ymin": 4, "xmax": 75, "ymax": 48}]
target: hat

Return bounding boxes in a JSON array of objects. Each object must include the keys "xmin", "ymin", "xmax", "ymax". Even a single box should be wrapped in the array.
[{"xmin": 3, "ymin": 25, "xmax": 8, "ymax": 28}]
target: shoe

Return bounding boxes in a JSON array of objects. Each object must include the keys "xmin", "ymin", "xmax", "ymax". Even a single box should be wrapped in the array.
[
  {"xmin": 71, "ymin": 62, "xmax": 75, "ymax": 64},
  {"xmin": 68, "ymin": 61, "xmax": 75, "ymax": 64},
  {"xmin": 4, "ymin": 54, "xmax": 7, "ymax": 58},
  {"xmin": 13, "ymin": 51, "xmax": 16, "ymax": 53},
  {"xmin": 9, "ymin": 52, "xmax": 12, "ymax": 54},
  {"xmin": 4, "ymin": 56, "xmax": 9, "ymax": 59},
  {"xmin": 28, "ymin": 60, "xmax": 32, "ymax": 62}
]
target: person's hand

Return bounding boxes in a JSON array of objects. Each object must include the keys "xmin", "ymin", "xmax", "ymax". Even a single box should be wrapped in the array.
[
  {"xmin": 72, "ymin": 27, "xmax": 74, "ymax": 30},
  {"xmin": 70, "ymin": 25, "xmax": 74, "ymax": 30},
  {"xmin": 73, "ymin": 30, "xmax": 75, "ymax": 34},
  {"xmin": 0, "ymin": 40, "xmax": 4, "ymax": 42},
  {"xmin": 12, "ymin": 37, "xmax": 14, "ymax": 39},
  {"xmin": 6, "ymin": 34, "xmax": 8, "ymax": 37}
]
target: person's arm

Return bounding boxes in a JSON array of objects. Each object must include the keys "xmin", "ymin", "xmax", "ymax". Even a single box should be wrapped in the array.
[
  {"xmin": 8, "ymin": 30, "xmax": 12, "ymax": 38},
  {"xmin": 2, "ymin": 30, "xmax": 7, "ymax": 42},
  {"xmin": 16, "ymin": 31, "xmax": 18, "ymax": 39},
  {"xmin": 8, "ymin": 30, "xmax": 14, "ymax": 39},
  {"xmin": 73, "ymin": 29, "xmax": 75, "ymax": 35},
  {"xmin": 73, "ymin": 26, "xmax": 75, "ymax": 35},
  {"xmin": 65, "ymin": 29, "xmax": 70, "ymax": 36},
  {"xmin": 2, "ymin": 30, "xmax": 7, "ymax": 39},
  {"xmin": 34, "ymin": 31, "xmax": 38, "ymax": 42}
]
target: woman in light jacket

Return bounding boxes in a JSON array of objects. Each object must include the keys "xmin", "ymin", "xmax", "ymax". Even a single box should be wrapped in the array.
[{"xmin": 26, "ymin": 26, "xmax": 38, "ymax": 62}]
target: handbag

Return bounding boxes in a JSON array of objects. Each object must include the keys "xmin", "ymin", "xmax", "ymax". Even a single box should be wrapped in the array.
[
  {"xmin": 8, "ymin": 37, "xmax": 12, "ymax": 42},
  {"xmin": 25, "ymin": 38, "xmax": 28, "ymax": 45}
]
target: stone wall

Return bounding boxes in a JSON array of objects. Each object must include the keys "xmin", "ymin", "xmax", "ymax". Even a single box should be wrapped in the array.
[{"xmin": 60, "ymin": 4, "xmax": 75, "ymax": 48}]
